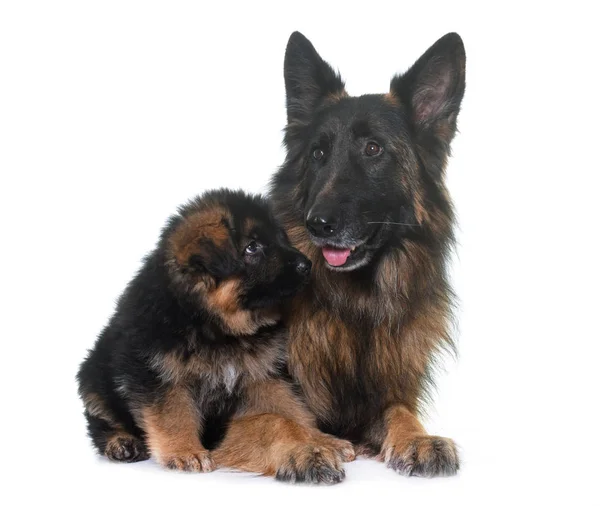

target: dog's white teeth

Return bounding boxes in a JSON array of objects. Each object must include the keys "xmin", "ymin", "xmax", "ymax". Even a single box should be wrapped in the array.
[{"xmin": 351, "ymin": 246, "xmax": 356, "ymax": 251}]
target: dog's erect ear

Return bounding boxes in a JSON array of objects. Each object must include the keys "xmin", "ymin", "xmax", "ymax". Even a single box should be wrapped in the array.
[
  {"xmin": 391, "ymin": 33, "xmax": 466, "ymax": 156},
  {"xmin": 284, "ymin": 32, "xmax": 345, "ymax": 124}
]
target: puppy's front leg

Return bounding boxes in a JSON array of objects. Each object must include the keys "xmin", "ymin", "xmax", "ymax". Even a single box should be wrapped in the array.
[
  {"xmin": 140, "ymin": 385, "xmax": 213, "ymax": 472},
  {"xmin": 379, "ymin": 404, "xmax": 459, "ymax": 477}
]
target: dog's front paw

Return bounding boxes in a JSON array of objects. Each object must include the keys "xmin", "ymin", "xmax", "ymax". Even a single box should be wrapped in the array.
[
  {"xmin": 105, "ymin": 435, "xmax": 149, "ymax": 463},
  {"xmin": 315, "ymin": 433, "xmax": 355, "ymax": 462},
  {"xmin": 275, "ymin": 442, "xmax": 346, "ymax": 485},
  {"xmin": 383, "ymin": 436, "xmax": 459, "ymax": 477},
  {"xmin": 159, "ymin": 449, "xmax": 214, "ymax": 472}
]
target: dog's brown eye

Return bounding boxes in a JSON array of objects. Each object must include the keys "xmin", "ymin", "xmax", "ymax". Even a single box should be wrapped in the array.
[
  {"xmin": 244, "ymin": 241, "xmax": 259, "ymax": 254},
  {"xmin": 365, "ymin": 142, "xmax": 382, "ymax": 156},
  {"xmin": 312, "ymin": 148, "xmax": 324, "ymax": 160}
]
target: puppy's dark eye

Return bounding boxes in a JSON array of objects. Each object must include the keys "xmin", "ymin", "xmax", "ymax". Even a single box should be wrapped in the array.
[
  {"xmin": 365, "ymin": 142, "xmax": 382, "ymax": 156},
  {"xmin": 244, "ymin": 241, "xmax": 259, "ymax": 255},
  {"xmin": 312, "ymin": 148, "xmax": 324, "ymax": 160}
]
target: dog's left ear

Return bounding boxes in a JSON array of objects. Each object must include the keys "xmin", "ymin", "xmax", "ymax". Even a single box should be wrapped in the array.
[
  {"xmin": 284, "ymin": 32, "xmax": 345, "ymax": 124},
  {"xmin": 391, "ymin": 33, "xmax": 466, "ymax": 175}
]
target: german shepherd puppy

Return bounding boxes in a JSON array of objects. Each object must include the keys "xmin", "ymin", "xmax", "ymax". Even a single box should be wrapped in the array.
[
  {"xmin": 77, "ymin": 189, "xmax": 353, "ymax": 483},
  {"xmin": 270, "ymin": 32, "xmax": 466, "ymax": 477}
]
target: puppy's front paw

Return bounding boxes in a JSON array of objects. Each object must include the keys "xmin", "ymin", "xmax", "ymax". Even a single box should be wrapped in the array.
[
  {"xmin": 159, "ymin": 449, "xmax": 214, "ymax": 472},
  {"xmin": 105, "ymin": 435, "xmax": 149, "ymax": 463},
  {"xmin": 275, "ymin": 442, "xmax": 346, "ymax": 485},
  {"xmin": 383, "ymin": 436, "xmax": 459, "ymax": 477}
]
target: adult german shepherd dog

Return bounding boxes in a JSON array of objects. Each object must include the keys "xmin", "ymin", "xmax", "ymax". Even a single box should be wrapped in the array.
[{"xmin": 270, "ymin": 32, "xmax": 466, "ymax": 477}]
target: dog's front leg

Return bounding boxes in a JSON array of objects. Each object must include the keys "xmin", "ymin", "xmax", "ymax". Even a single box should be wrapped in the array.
[
  {"xmin": 212, "ymin": 379, "xmax": 354, "ymax": 484},
  {"xmin": 139, "ymin": 385, "xmax": 213, "ymax": 472},
  {"xmin": 379, "ymin": 404, "xmax": 459, "ymax": 477},
  {"xmin": 244, "ymin": 378, "xmax": 355, "ymax": 460},
  {"xmin": 213, "ymin": 413, "xmax": 348, "ymax": 484}
]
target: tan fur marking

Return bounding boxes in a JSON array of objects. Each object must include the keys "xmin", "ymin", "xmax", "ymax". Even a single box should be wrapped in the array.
[
  {"xmin": 241, "ymin": 378, "xmax": 316, "ymax": 428},
  {"xmin": 168, "ymin": 207, "xmax": 232, "ymax": 266},
  {"xmin": 413, "ymin": 194, "xmax": 428, "ymax": 225},
  {"xmin": 284, "ymin": 223, "xmax": 319, "ymax": 260},
  {"xmin": 383, "ymin": 92, "xmax": 400, "ymax": 106},
  {"xmin": 326, "ymin": 90, "xmax": 349, "ymax": 103},
  {"xmin": 383, "ymin": 405, "xmax": 426, "ymax": 444},
  {"xmin": 379, "ymin": 404, "xmax": 458, "ymax": 475},
  {"xmin": 206, "ymin": 278, "xmax": 241, "ymax": 314},
  {"xmin": 140, "ymin": 386, "xmax": 213, "ymax": 472},
  {"xmin": 204, "ymin": 278, "xmax": 280, "ymax": 336}
]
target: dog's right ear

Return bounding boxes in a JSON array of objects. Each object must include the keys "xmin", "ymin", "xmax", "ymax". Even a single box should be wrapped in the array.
[{"xmin": 284, "ymin": 32, "xmax": 345, "ymax": 124}]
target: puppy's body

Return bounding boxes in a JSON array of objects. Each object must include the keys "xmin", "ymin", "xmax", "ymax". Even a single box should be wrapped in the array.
[
  {"xmin": 270, "ymin": 33, "xmax": 466, "ymax": 477},
  {"xmin": 78, "ymin": 190, "xmax": 353, "ymax": 482}
]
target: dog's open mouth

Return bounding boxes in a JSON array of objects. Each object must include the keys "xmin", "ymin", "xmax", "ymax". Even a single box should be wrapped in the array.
[
  {"xmin": 314, "ymin": 226, "xmax": 380, "ymax": 270},
  {"xmin": 317, "ymin": 227, "xmax": 381, "ymax": 270},
  {"xmin": 322, "ymin": 246, "xmax": 355, "ymax": 267}
]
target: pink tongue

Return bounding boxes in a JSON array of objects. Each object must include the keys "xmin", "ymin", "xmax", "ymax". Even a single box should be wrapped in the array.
[{"xmin": 322, "ymin": 247, "xmax": 351, "ymax": 267}]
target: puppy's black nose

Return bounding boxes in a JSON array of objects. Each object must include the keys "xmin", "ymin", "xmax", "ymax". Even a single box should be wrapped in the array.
[
  {"xmin": 306, "ymin": 212, "xmax": 338, "ymax": 238},
  {"xmin": 289, "ymin": 252, "xmax": 311, "ymax": 276},
  {"xmin": 295, "ymin": 258, "xmax": 312, "ymax": 276}
]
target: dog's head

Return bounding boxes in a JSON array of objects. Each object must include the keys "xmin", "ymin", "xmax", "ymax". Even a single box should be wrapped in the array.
[
  {"xmin": 164, "ymin": 190, "xmax": 311, "ymax": 331},
  {"xmin": 272, "ymin": 32, "xmax": 465, "ymax": 272}
]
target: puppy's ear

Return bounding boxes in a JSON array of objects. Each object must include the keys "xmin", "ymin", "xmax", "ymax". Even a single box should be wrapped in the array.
[
  {"xmin": 168, "ymin": 209, "xmax": 244, "ymax": 282},
  {"xmin": 188, "ymin": 240, "xmax": 244, "ymax": 281},
  {"xmin": 391, "ymin": 33, "xmax": 466, "ymax": 177},
  {"xmin": 284, "ymin": 32, "xmax": 345, "ymax": 124}
]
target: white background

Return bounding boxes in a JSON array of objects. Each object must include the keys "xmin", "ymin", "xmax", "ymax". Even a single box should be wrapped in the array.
[{"xmin": 1, "ymin": 1, "xmax": 599, "ymax": 505}]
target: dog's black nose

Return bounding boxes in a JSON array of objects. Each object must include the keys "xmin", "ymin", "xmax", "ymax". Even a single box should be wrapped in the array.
[
  {"xmin": 295, "ymin": 258, "xmax": 312, "ymax": 276},
  {"xmin": 306, "ymin": 213, "xmax": 338, "ymax": 238}
]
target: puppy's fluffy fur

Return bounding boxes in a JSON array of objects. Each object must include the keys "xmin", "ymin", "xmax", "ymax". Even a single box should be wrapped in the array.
[{"xmin": 77, "ymin": 189, "xmax": 353, "ymax": 482}]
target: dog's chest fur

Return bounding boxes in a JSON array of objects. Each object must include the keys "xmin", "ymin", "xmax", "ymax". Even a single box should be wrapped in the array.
[
  {"xmin": 149, "ymin": 324, "xmax": 287, "ymax": 393},
  {"xmin": 286, "ymin": 285, "xmax": 447, "ymax": 442}
]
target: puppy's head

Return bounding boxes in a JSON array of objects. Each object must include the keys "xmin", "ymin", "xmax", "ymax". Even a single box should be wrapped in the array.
[{"xmin": 164, "ymin": 190, "xmax": 311, "ymax": 331}]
